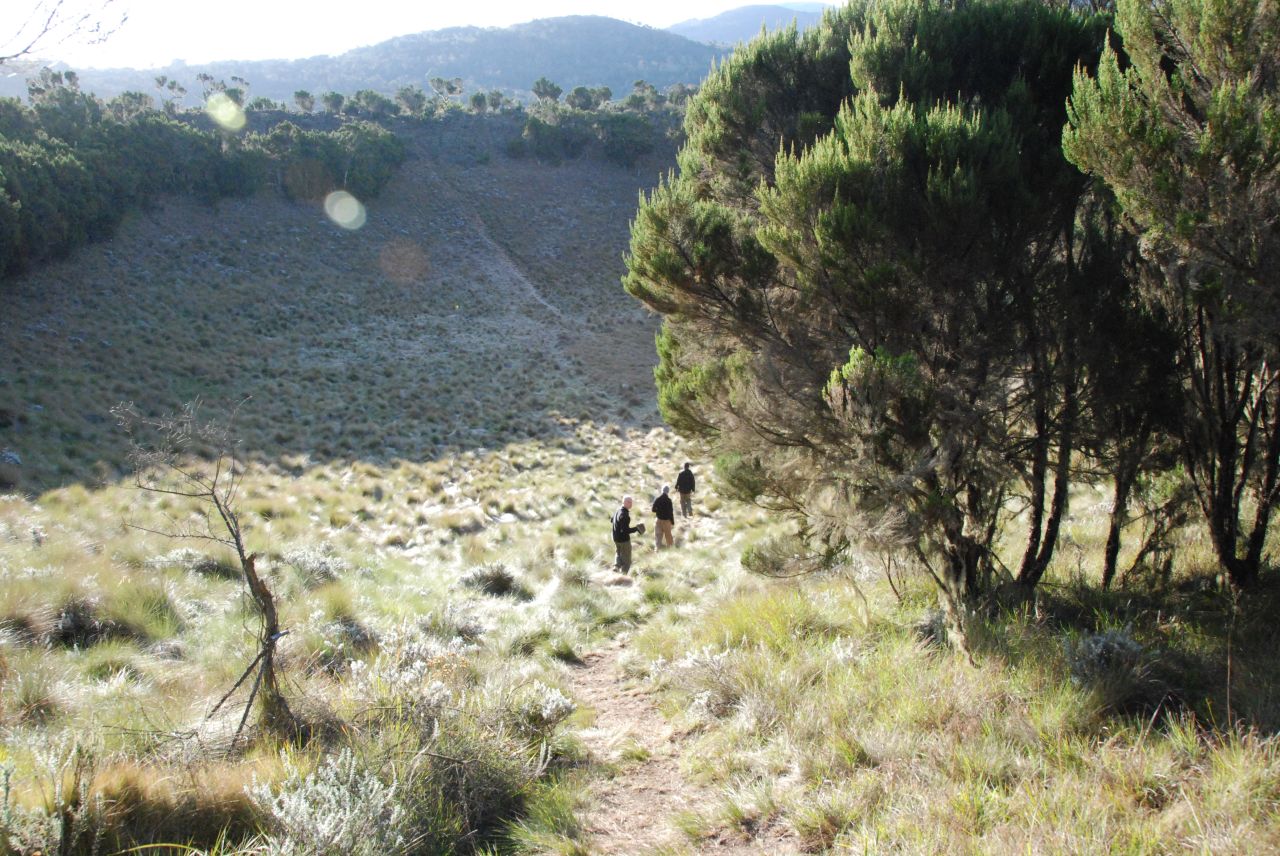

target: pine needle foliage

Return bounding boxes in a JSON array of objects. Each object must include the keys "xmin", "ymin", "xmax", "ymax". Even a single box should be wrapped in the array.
[
  {"xmin": 625, "ymin": 0, "xmax": 1126, "ymax": 615},
  {"xmin": 1064, "ymin": 0, "xmax": 1280, "ymax": 588}
]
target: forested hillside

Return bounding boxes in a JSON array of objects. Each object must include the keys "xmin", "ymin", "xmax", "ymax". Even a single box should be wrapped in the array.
[
  {"xmin": 0, "ymin": 70, "xmax": 405, "ymax": 277},
  {"xmin": 0, "ymin": 16, "xmax": 722, "ymax": 107}
]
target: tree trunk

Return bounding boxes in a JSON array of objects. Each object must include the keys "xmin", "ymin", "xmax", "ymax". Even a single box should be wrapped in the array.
[
  {"xmin": 242, "ymin": 554, "xmax": 295, "ymax": 734},
  {"xmin": 1018, "ymin": 364, "xmax": 1050, "ymax": 579},
  {"xmin": 1019, "ymin": 377, "xmax": 1077, "ymax": 590},
  {"xmin": 1183, "ymin": 324, "xmax": 1277, "ymax": 590},
  {"xmin": 1244, "ymin": 389, "xmax": 1280, "ymax": 576},
  {"xmin": 1102, "ymin": 460, "xmax": 1137, "ymax": 590}
]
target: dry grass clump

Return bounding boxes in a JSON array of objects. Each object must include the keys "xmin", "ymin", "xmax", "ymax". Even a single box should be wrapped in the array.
[
  {"xmin": 632, "ymin": 559, "xmax": 1280, "ymax": 853},
  {"xmin": 3, "ymin": 663, "xmax": 65, "ymax": 724},
  {"xmin": 460, "ymin": 563, "xmax": 533, "ymax": 599}
]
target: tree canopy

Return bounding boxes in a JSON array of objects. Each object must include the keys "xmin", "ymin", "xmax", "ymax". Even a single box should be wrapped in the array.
[
  {"xmin": 625, "ymin": 0, "xmax": 1151, "ymax": 615},
  {"xmin": 1064, "ymin": 0, "xmax": 1280, "ymax": 587},
  {"xmin": 628, "ymin": 0, "xmax": 1280, "ymax": 610},
  {"xmin": 0, "ymin": 73, "xmax": 405, "ymax": 278}
]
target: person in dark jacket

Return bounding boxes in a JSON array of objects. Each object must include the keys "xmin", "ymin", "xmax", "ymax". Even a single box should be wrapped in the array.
[
  {"xmin": 675, "ymin": 463, "xmax": 695, "ymax": 518},
  {"xmin": 651, "ymin": 485, "xmax": 675, "ymax": 549},
  {"xmin": 611, "ymin": 496, "xmax": 643, "ymax": 574}
]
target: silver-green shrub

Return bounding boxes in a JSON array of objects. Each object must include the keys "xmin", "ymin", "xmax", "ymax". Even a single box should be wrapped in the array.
[{"xmin": 249, "ymin": 749, "xmax": 409, "ymax": 856}]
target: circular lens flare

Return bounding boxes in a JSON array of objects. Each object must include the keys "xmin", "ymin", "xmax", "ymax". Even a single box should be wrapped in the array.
[
  {"xmin": 205, "ymin": 92, "xmax": 246, "ymax": 131},
  {"xmin": 324, "ymin": 191, "xmax": 367, "ymax": 230}
]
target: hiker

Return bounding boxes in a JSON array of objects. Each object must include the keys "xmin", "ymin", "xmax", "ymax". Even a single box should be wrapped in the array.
[
  {"xmin": 611, "ymin": 496, "xmax": 644, "ymax": 574},
  {"xmin": 652, "ymin": 485, "xmax": 674, "ymax": 549},
  {"xmin": 675, "ymin": 462, "xmax": 695, "ymax": 518}
]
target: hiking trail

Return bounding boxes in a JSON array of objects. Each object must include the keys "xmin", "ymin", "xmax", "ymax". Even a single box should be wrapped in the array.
[{"xmin": 568, "ymin": 638, "xmax": 800, "ymax": 855}]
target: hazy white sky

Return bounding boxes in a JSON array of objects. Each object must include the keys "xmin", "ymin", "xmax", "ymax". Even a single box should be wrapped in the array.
[{"xmin": 2, "ymin": 1, "xmax": 829, "ymax": 70}]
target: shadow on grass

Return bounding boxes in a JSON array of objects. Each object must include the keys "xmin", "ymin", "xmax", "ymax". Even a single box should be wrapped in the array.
[{"xmin": 981, "ymin": 573, "xmax": 1280, "ymax": 735}]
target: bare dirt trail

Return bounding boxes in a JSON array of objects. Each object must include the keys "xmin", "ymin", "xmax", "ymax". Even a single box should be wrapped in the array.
[{"xmin": 569, "ymin": 641, "xmax": 800, "ymax": 855}]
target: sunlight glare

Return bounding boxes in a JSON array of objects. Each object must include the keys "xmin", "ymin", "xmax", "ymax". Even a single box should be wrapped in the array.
[
  {"xmin": 204, "ymin": 92, "xmax": 246, "ymax": 131},
  {"xmin": 324, "ymin": 191, "xmax": 367, "ymax": 230}
]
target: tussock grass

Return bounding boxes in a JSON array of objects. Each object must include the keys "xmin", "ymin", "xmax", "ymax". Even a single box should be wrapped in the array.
[
  {"xmin": 503, "ymin": 777, "xmax": 590, "ymax": 855},
  {"xmin": 633, "ymin": 558, "xmax": 1280, "ymax": 853},
  {"xmin": 0, "ymin": 418, "xmax": 708, "ymax": 853}
]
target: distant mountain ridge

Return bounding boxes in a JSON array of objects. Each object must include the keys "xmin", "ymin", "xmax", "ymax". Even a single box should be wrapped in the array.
[
  {"xmin": 667, "ymin": 3, "xmax": 829, "ymax": 45},
  {"xmin": 0, "ymin": 16, "xmax": 722, "ymax": 105}
]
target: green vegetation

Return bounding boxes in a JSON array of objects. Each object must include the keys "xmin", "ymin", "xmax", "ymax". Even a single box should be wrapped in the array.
[
  {"xmin": 629, "ymin": 560, "xmax": 1280, "ymax": 852},
  {"xmin": 1063, "ymin": 0, "xmax": 1280, "ymax": 589},
  {"xmin": 509, "ymin": 79, "xmax": 686, "ymax": 166},
  {"xmin": 624, "ymin": 0, "xmax": 1279, "ymax": 618},
  {"xmin": 13, "ymin": 16, "xmax": 721, "ymax": 111},
  {"xmin": 0, "ymin": 416, "xmax": 709, "ymax": 854},
  {"xmin": 4, "ymin": 0, "xmax": 1280, "ymax": 851},
  {"xmin": 0, "ymin": 87, "xmax": 680, "ymax": 848},
  {"xmin": 612, "ymin": 0, "xmax": 1280, "ymax": 845},
  {"xmin": 0, "ymin": 71, "xmax": 405, "ymax": 277}
]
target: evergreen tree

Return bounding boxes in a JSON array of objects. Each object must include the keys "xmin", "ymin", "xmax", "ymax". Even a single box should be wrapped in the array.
[
  {"xmin": 626, "ymin": 0, "xmax": 1113, "ymax": 615},
  {"xmin": 1064, "ymin": 0, "xmax": 1280, "ymax": 587},
  {"xmin": 532, "ymin": 77, "xmax": 562, "ymax": 103},
  {"xmin": 395, "ymin": 85, "xmax": 428, "ymax": 117},
  {"xmin": 321, "ymin": 91, "xmax": 345, "ymax": 114},
  {"xmin": 566, "ymin": 86, "xmax": 595, "ymax": 110}
]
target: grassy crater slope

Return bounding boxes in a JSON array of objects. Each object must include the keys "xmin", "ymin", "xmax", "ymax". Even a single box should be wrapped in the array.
[
  {"xmin": 0, "ymin": 111, "xmax": 716, "ymax": 853},
  {"xmin": 0, "ymin": 112, "xmax": 666, "ymax": 494}
]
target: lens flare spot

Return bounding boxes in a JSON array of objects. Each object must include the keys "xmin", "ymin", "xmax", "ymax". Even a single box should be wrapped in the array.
[
  {"xmin": 324, "ymin": 191, "xmax": 367, "ymax": 230},
  {"xmin": 205, "ymin": 92, "xmax": 246, "ymax": 132},
  {"xmin": 378, "ymin": 239, "xmax": 430, "ymax": 284}
]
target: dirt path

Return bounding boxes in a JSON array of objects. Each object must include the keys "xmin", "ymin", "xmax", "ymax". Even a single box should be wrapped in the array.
[{"xmin": 568, "ymin": 642, "xmax": 799, "ymax": 855}]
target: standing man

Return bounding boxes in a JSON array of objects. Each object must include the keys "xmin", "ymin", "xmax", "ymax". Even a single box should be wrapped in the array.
[
  {"xmin": 652, "ymin": 485, "xmax": 675, "ymax": 549},
  {"xmin": 675, "ymin": 462, "xmax": 695, "ymax": 518},
  {"xmin": 611, "ymin": 496, "xmax": 643, "ymax": 574}
]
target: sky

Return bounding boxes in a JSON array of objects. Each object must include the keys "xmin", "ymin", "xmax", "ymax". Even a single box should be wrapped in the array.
[{"xmin": 1, "ymin": 1, "xmax": 832, "ymax": 70}]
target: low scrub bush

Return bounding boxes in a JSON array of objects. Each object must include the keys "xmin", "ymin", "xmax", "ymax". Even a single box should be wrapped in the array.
[
  {"xmin": 1064, "ymin": 625, "xmax": 1169, "ymax": 717},
  {"xmin": 282, "ymin": 545, "xmax": 349, "ymax": 587},
  {"xmin": 249, "ymin": 748, "xmax": 411, "ymax": 856},
  {"xmin": 460, "ymin": 563, "xmax": 531, "ymax": 599},
  {"xmin": 509, "ymin": 681, "xmax": 577, "ymax": 742}
]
